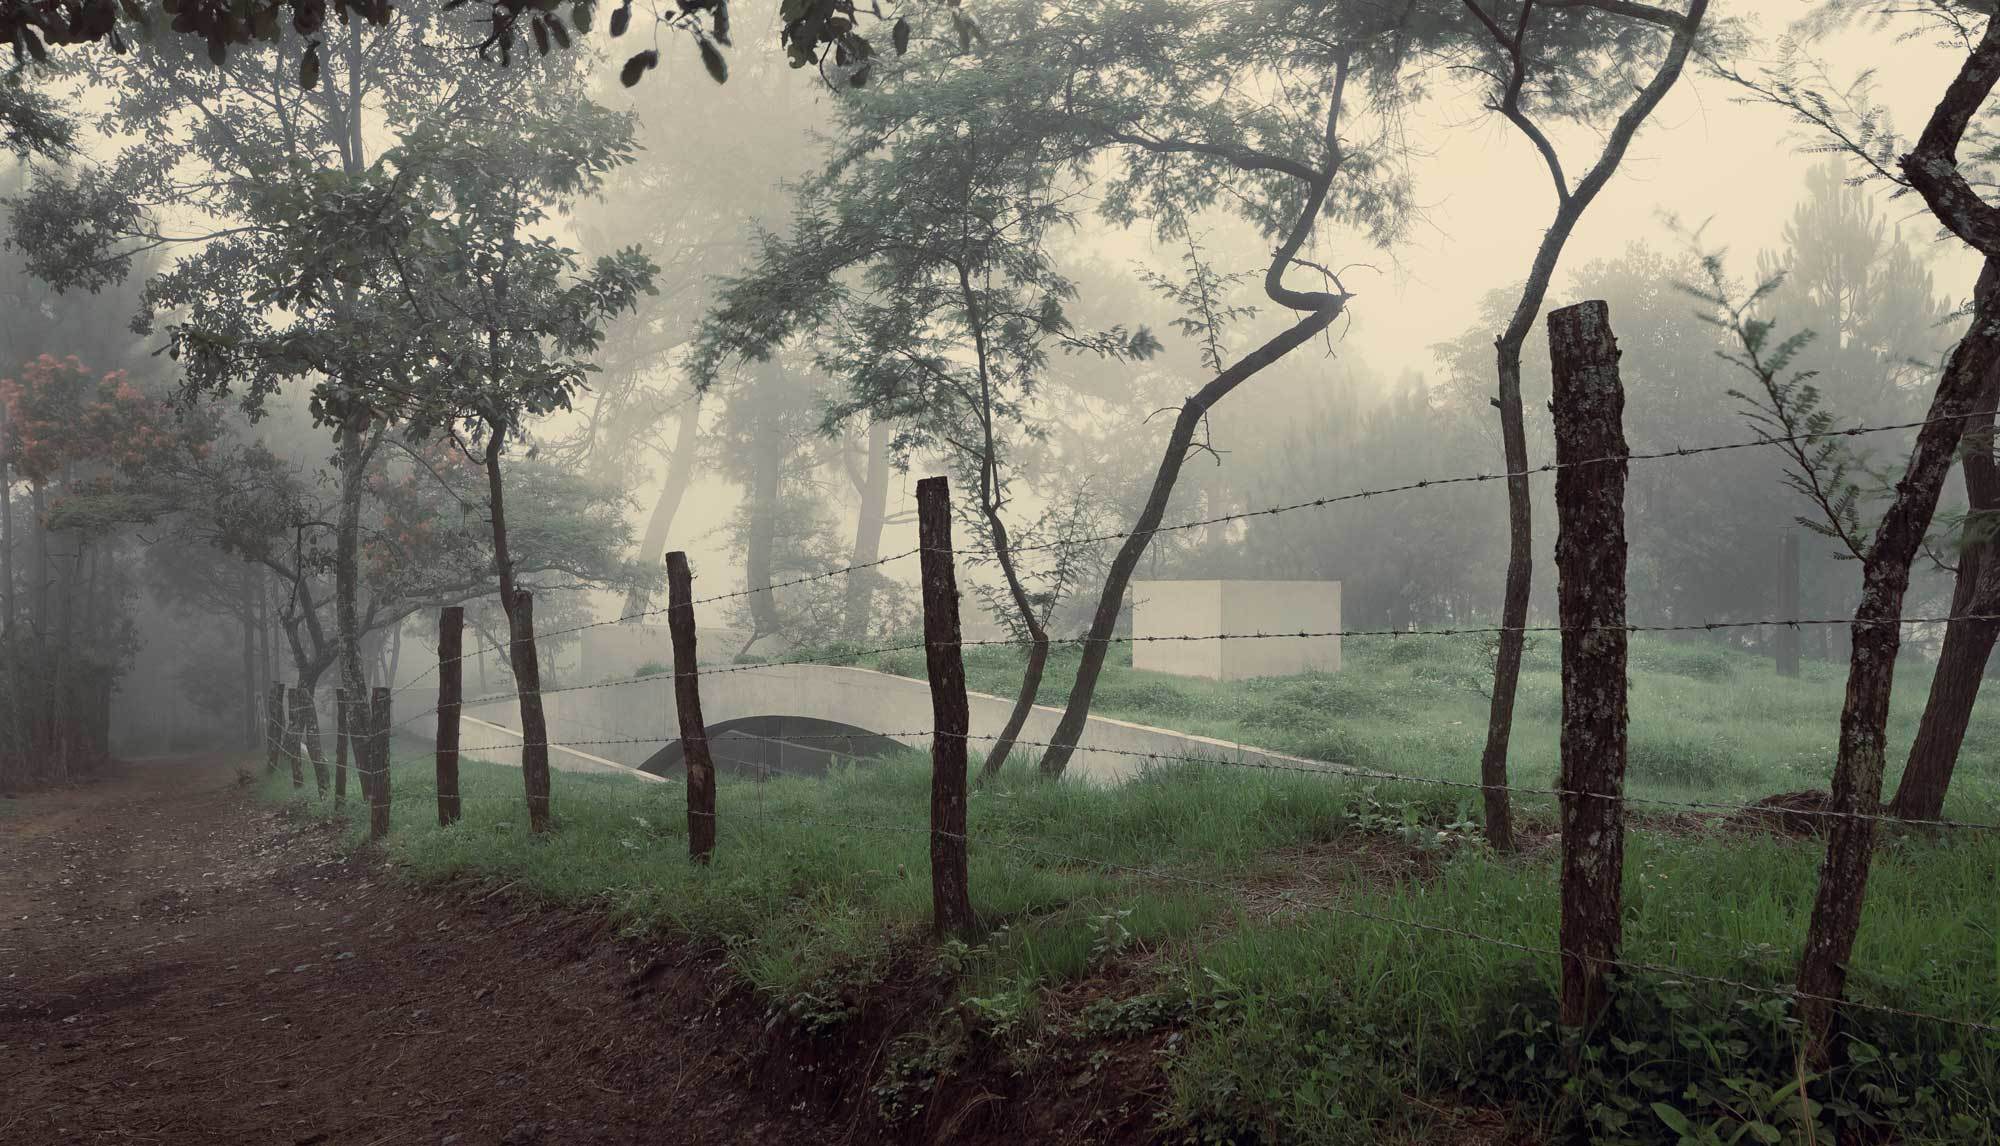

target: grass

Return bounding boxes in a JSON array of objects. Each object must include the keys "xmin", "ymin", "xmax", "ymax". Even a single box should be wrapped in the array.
[
  {"xmin": 271, "ymin": 669, "xmax": 2000, "ymax": 1146},
  {"xmin": 854, "ymin": 633, "xmax": 2000, "ymax": 822}
]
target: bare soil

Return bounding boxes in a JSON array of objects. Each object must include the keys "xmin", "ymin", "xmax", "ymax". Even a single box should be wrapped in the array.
[{"xmin": 0, "ymin": 755, "xmax": 829, "ymax": 1146}]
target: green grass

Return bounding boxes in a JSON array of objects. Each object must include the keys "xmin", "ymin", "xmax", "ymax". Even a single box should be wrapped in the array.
[
  {"xmin": 861, "ymin": 634, "xmax": 2000, "ymax": 822},
  {"xmin": 271, "ymin": 724, "xmax": 2000, "ymax": 1143}
]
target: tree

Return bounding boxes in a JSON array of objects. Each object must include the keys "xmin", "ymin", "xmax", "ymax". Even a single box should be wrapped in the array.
[
  {"xmin": 315, "ymin": 102, "xmax": 654, "ymax": 830},
  {"xmin": 1454, "ymin": 0, "xmax": 1710, "ymax": 852},
  {"xmin": 1720, "ymin": 5, "xmax": 2000, "ymax": 1063},
  {"xmin": 696, "ymin": 68, "xmax": 1158, "ymax": 771}
]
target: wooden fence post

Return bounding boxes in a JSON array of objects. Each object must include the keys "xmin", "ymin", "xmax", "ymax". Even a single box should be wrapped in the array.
[
  {"xmin": 1776, "ymin": 531, "xmax": 1802, "ymax": 678},
  {"xmin": 666, "ymin": 552, "xmax": 716, "ymax": 863},
  {"xmin": 265, "ymin": 682, "xmax": 286, "ymax": 776},
  {"xmin": 1549, "ymin": 300, "xmax": 1631, "ymax": 1029},
  {"xmin": 368, "ymin": 686, "xmax": 391, "ymax": 842},
  {"xmin": 333, "ymin": 686, "xmax": 349, "ymax": 808},
  {"xmin": 436, "ymin": 606, "xmax": 463, "ymax": 827},
  {"xmin": 916, "ymin": 476, "xmax": 976, "ymax": 937},
  {"xmin": 507, "ymin": 590, "xmax": 552, "ymax": 834}
]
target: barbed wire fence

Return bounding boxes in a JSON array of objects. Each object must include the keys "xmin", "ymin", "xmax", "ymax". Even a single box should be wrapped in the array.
[{"xmin": 250, "ymin": 398, "xmax": 2000, "ymax": 1058}]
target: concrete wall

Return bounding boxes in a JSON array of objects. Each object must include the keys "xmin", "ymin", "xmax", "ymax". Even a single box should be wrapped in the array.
[
  {"xmin": 1130, "ymin": 580, "xmax": 1340, "ymax": 681},
  {"xmin": 392, "ymin": 661, "xmax": 1348, "ymax": 788}
]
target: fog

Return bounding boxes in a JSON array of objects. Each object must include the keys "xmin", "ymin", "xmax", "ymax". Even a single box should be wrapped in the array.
[{"xmin": 0, "ymin": 0, "xmax": 1991, "ymax": 770}]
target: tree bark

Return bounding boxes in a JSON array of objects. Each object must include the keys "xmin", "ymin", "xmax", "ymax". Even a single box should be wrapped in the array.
[
  {"xmin": 334, "ymin": 415, "xmax": 371, "ymax": 798},
  {"xmin": 843, "ymin": 418, "xmax": 892, "ymax": 641},
  {"xmin": 240, "ymin": 566, "xmax": 258, "ymax": 750},
  {"xmin": 1466, "ymin": 0, "xmax": 1711, "ymax": 854},
  {"xmin": 436, "ymin": 606, "xmax": 463, "ymax": 827},
  {"xmin": 1037, "ymin": 57, "xmax": 1353, "ymax": 776},
  {"xmin": 485, "ymin": 432, "xmax": 552, "ymax": 834},
  {"xmin": 1034, "ymin": 313, "xmax": 1345, "ymax": 775},
  {"xmin": 1548, "ymin": 301, "xmax": 1630, "ymax": 1029},
  {"xmin": 1795, "ymin": 257, "xmax": 2000, "ymax": 1065},
  {"xmin": 367, "ymin": 686, "xmax": 390, "ymax": 841},
  {"xmin": 666, "ymin": 552, "xmax": 716, "ymax": 863},
  {"xmin": 1888, "ymin": 364, "xmax": 2000, "ymax": 819},
  {"xmin": 917, "ymin": 477, "xmax": 976, "ymax": 935},
  {"xmin": 621, "ymin": 394, "xmax": 702, "ymax": 621}
]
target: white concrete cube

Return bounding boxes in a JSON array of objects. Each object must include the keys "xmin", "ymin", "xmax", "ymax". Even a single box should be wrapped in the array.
[{"xmin": 1129, "ymin": 580, "xmax": 1341, "ymax": 681}]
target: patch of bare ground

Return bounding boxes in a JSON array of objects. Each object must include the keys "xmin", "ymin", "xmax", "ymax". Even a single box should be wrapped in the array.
[{"xmin": 0, "ymin": 755, "xmax": 1227, "ymax": 1145}]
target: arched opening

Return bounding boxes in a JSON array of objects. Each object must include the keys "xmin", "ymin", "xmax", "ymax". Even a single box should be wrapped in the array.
[{"xmin": 638, "ymin": 715, "xmax": 908, "ymax": 780}]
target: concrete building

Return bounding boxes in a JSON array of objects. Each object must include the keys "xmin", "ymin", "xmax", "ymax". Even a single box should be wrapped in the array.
[{"xmin": 1129, "ymin": 580, "xmax": 1341, "ymax": 681}]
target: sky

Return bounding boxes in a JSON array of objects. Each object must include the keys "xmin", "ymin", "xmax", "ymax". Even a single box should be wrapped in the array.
[
  {"xmin": 632, "ymin": 0, "xmax": 1988, "ymax": 625},
  {"xmin": 1343, "ymin": 3, "xmax": 1981, "ymax": 379}
]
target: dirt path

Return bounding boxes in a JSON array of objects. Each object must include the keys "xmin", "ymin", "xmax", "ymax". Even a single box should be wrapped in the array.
[{"xmin": 0, "ymin": 756, "xmax": 819, "ymax": 1146}]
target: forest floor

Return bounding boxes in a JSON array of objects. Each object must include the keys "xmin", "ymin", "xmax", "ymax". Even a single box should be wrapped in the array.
[{"xmin": 0, "ymin": 755, "xmax": 829, "ymax": 1146}]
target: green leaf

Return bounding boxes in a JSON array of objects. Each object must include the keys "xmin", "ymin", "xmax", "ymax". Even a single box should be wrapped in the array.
[
  {"xmin": 569, "ymin": 0, "xmax": 591, "ymax": 32},
  {"xmin": 892, "ymin": 15, "xmax": 909, "ymax": 55},
  {"xmin": 299, "ymin": 39, "xmax": 320, "ymax": 88},
  {"xmin": 619, "ymin": 48, "xmax": 656, "ymax": 85},
  {"xmin": 711, "ymin": 0, "xmax": 729, "ymax": 45},
  {"xmin": 609, "ymin": 1, "xmax": 630, "ymax": 36},
  {"xmin": 698, "ymin": 37, "xmax": 727, "ymax": 83},
  {"xmin": 1651, "ymin": 1103, "xmax": 1694, "ymax": 1137},
  {"xmin": 531, "ymin": 15, "xmax": 550, "ymax": 55}
]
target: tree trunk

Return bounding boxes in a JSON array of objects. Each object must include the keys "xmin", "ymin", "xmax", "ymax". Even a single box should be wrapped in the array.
[
  {"xmin": 1472, "ymin": 0, "xmax": 1708, "ymax": 854},
  {"xmin": 239, "ymin": 568, "xmax": 258, "ymax": 750},
  {"xmin": 436, "ymin": 606, "xmax": 463, "ymax": 826},
  {"xmin": 842, "ymin": 418, "xmax": 892, "ymax": 641},
  {"xmin": 666, "ymin": 552, "xmax": 716, "ymax": 862},
  {"xmin": 367, "ymin": 686, "xmax": 390, "ymax": 841},
  {"xmin": 1036, "ymin": 311, "xmax": 1345, "ymax": 775},
  {"xmin": 1548, "ymin": 301, "xmax": 1630, "ymax": 1029},
  {"xmin": 977, "ymin": 502, "xmax": 1049, "ymax": 781},
  {"xmin": 1796, "ymin": 257, "xmax": 2000, "ymax": 1065},
  {"xmin": 334, "ymin": 416, "xmax": 371, "ymax": 790},
  {"xmin": 621, "ymin": 393, "xmax": 702, "ymax": 621},
  {"xmin": 917, "ymin": 477, "xmax": 976, "ymax": 936},
  {"xmin": 486, "ymin": 433, "xmax": 551, "ymax": 834},
  {"xmin": 1479, "ymin": 355, "xmax": 1532, "ymax": 856},
  {"xmin": 1888, "ymin": 363, "xmax": 2000, "ymax": 820}
]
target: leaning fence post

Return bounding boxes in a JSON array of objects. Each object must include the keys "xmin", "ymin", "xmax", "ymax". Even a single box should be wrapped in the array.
[
  {"xmin": 368, "ymin": 686, "xmax": 391, "ymax": 842},
  {"xmin": 916, "ymin": 476, "xmax": 976, "ymax": 936},
  {"xmin": 666, "ymin": 551, "xmax": 716, "ymax": 863},
  {"xmin": 265, "ymin": 682, "xmax": 286, "ymax": 776},
  {"xmin": 333, "ymin": 686, "xmax": 349, "ymax": 808},
  {"xmin": 1549, "ymin": 300, "xmax": 1631, "ymax": 1029},
  {"xmin": 286, "ymin": 685, "xmax": 309, "ymax": 789},
  {"xmin": 436, "ymin": 606, "xmax": 464, "ymax": 826}
]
